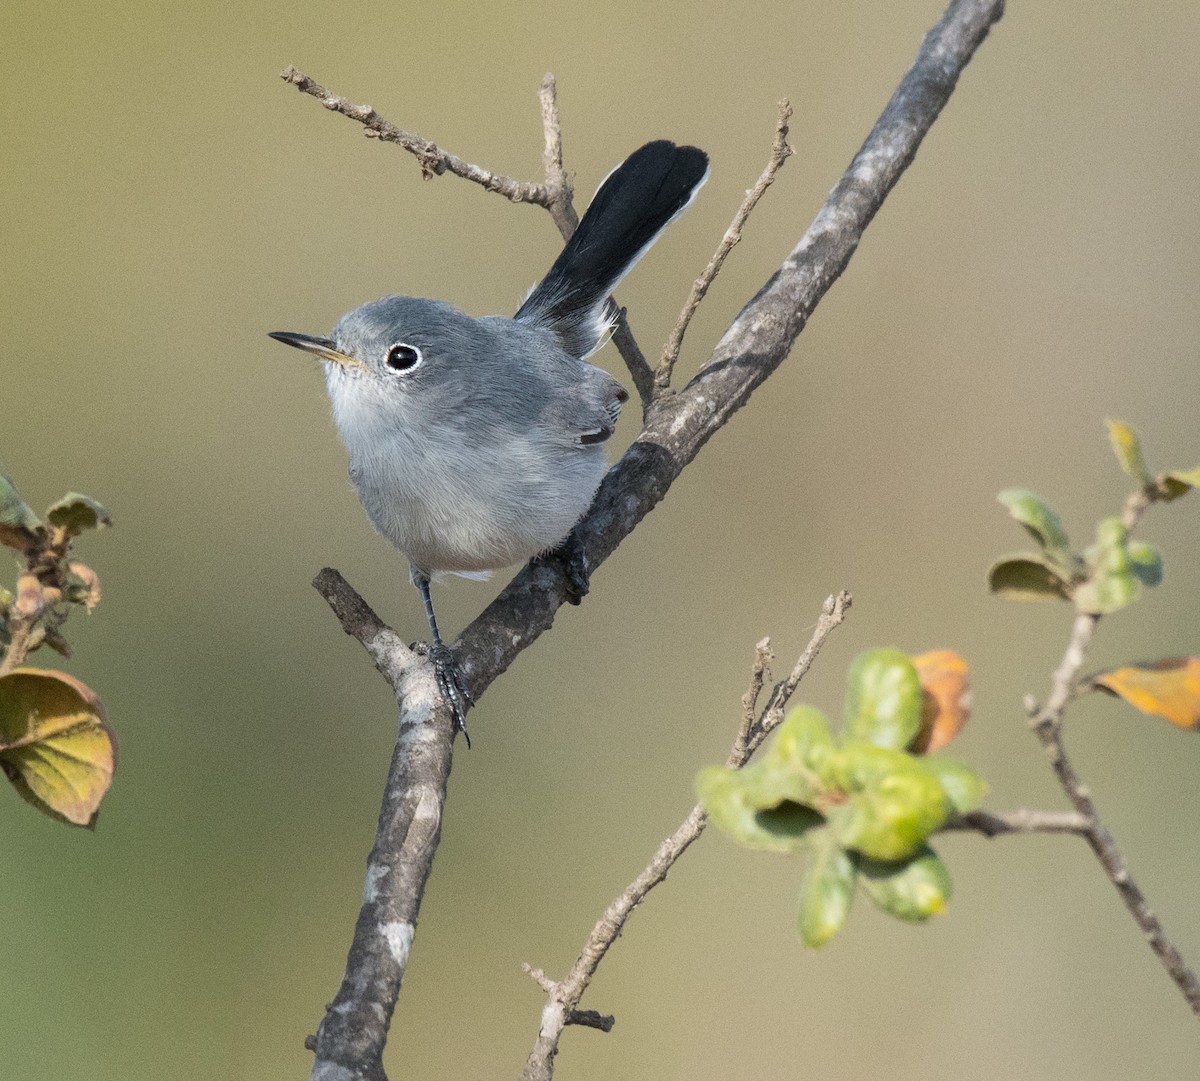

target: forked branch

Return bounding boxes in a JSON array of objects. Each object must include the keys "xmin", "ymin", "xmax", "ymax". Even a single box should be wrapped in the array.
[{"xmin": 289, "ymin": 1, "xmax": 1009, "ymax": 1077}]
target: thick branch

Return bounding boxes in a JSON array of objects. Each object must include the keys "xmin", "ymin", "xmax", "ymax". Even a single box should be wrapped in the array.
[
  {"xmin": 455, "ymin": 0, "xmax": 1005, "ymax": 700},
  {"xmin": 308, "ymin": 570, "xmax": 458, "ymax": 1081},
  {"xmin": 290, "ymin": 1, "xmax": 1005, "ymax": 1076},
  {"xmin": 521, "ymin": 591, "xmax": 850, "ymax": 1081}
]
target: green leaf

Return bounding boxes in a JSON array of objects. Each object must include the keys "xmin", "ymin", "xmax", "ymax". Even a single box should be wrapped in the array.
[
  {"xmin": 696, "ymin": 764, "xmax": 822, "ymax": 853},
  {"xmin": 763, "ymin": 705, "xmax": 836, "ymax": 776},
  {"xmin": 1127, "ymin": 541, "xmax": 1163, "ymax": 587},
  {"xmin": 1075, "ymin": 517, "xmax": 1140, "ymax": 615},
  {"xmin": 987, "ymin": 554, "xmax": 1072, "ymax": 602},
  {"xmin": 844, "ymin": 649, "xmax": 924, "ymax": 751},
  {"xmin": 997, "ymin": 488, "xmax": 1071, "ymax": 559},
  {"xmin": 798, "ymin": 834, "xmax": 856, "ymax": 947},
  {"xmin": 1159, "ymin": 466, "xmax": 1200, "ymax": 502},
  {"xmin": 921, "ymin": 756, "xmax": 988, "ymax": 815},
  {"xmin": 1105, "ymin": 419, "xmax": 1151, "ymax": 484},
  {"xmin": 45, "ymin": 493, "xmax": 112, "ymax": 534},
  {"xmin": 0, "ymin": 669, "xmax": 116, "ymax": 828},
  {"xmin": 0, "ymin": 474, "xmax": 42, "ymax": 552},
  {"xmin": 824, "ymin": 743, "xmax": 950, "ymax": 861},
  {"xmin": 854, "ymin": 845, "xmax": 953, "ymax": 922}
]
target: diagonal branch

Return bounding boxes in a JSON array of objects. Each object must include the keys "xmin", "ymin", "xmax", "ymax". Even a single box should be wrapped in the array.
[
  {"xmin": 521, "ymin": 591, "xmax": 851, "ymax": 1081},
  {"xmin": 456, "ymin": 0, "xmax": 1006, "ymax": 704},
  {"xmin": 290, "ymin": 1, "xmax": 1007, "ymax": 1077}
]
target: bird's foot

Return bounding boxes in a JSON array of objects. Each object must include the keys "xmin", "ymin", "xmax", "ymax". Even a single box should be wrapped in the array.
[
  {"xmin": 426, "ymin": 640, "xmax": 473, "ymax": 747},
  {"xmin": 536, "ymin": 529, "xmax": 590, "ymax": 605}
]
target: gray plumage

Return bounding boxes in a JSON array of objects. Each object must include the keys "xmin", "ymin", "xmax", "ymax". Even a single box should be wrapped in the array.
[
  {"xmin": 270, "ymin": 139, "xmax": 709, "ymax": 733},
  {"xmin": 326, "ymin": 297, "xmax": 626, "ymax": 578}
]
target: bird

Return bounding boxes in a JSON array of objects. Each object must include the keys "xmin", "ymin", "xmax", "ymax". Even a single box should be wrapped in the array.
[{"xmin": 270, "ymin": 139, "xmax": 710, "ymax": 739}]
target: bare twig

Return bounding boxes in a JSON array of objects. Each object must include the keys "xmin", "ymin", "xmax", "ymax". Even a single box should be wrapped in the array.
[
  {"xmin": 281, "ymin": 66, "xmax": 558, "ymax": 206},
  {"xmin": 537, "ymin": 73, "xmax": 577, "ymax": 238},
  {"xmin": 521, "ymin": 592, "xmax": 850, "ymax": 1081},
  {"xmin": 0, "ymin": 617, "xmax": 35, "ymax": 677},
  {"xmin": 1027, "ymin": 611, "xmax": 1200, "ymax": 1017},
  {"xmin": 739, "ymin": 636, "xmax": 775, "ymax": 743},
  {"xmin": 942, "ymin": 808, "xmax": 1091, "ymax": 837},
  {"xmin": 655, "ymin": 100, "xmax": 794, "ymax": 392},
  {"xmin": 610, "ymin": 312, "xmax": 657, "ymax": 413}
]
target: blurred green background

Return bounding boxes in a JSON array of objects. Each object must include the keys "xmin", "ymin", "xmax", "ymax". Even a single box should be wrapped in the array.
[{"xmin": 3, "ymin": 0, "xmax": 1199, "ymax": 1077}]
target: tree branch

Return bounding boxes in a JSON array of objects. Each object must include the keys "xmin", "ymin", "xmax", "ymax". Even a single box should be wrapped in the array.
[
  {"xmin": 307, "ymin": 570, "xmax": 459, "ymax": 1081},
  {"xmin": 942, "ymin": 808, "xmax": 1091, "ymax": 837},
  {"xmin": 455, "ymin": 0, "xmax": 1005, "ymax": 698},
  {"xmin": 280, "ymin": 66, "xmax": 558, "ymax": 206},
  {"xmin": 1020, "ymin": 487, "xmax": 1200, "ymax": 1017},
  {"xmin": 287, "ymin": 0, "xmax": 1007, "ymax": 1076},
  {"xmin": 521, "ymin": 591, "xmax": 851, "ymax": 1081},
  {"xmin": 1027, "ymin": 611, "xmax": 1200, "ymax": 1017}
]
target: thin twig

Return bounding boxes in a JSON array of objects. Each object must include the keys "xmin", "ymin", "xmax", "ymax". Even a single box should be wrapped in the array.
[
  {"xmin": 942, "ymin": 808, "xmax": 1091, "ymax": 837},
  {"xmin": 520, "ymin": 592, "xmax": 850, "ymax": 1081},
  {"xmin": 0, "ymin": 617, "xmax": 35, "ymax": 678},
  {"xmin": 1027, "ymin": 612, "xmax": 1200, "ymax": 1017},
  {"xmin": 281, "ymin": 66, "xmax": 558, "ymax": 206},
  {"xmin": 655, "ymin": 100, "xmax": 795, "ymax": 393},
  {"xmin": 610, "ymin": 312, "xmax": 657, "ymax": 413},
  {"xmin": 738, "ymin": 637, "xmax": 775, "ymax": 745},
  {"xmin": 537, "ymin": 73, "xmax": 577, "ymax": 238},
  {"xmin": 1020, "ymin": 484, "xmax": 1200, "ymax": 1017}
]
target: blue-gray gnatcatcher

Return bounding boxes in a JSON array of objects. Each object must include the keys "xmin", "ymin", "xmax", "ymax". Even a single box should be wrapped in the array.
[{"xmin": 270, "ymin": 140, "xmax": 709, "ymax": 737}]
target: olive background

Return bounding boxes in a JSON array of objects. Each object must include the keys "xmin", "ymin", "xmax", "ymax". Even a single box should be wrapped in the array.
[{"xmin": 2, "ymin": 1, "xmax": 1198, "ymax": 1078}]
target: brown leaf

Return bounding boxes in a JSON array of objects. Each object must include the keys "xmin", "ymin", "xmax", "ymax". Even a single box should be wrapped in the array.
[
  {"xmin": 909, "ymin": 650, "xmax": 972, "ymax": 753},
  {"xmin": 1093, "ymin": 659, "xmax": 1200, "ymax": 731}
]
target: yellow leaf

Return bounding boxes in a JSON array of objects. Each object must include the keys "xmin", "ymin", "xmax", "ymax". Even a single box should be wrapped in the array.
[
  {"xmin": 909, "ymin": 650, "xmax": 972, "ymax": 753},
  {"xmin": 1094, "ymin": 659, "xmax": 1200, "ymax": 731},
  {"xmin": 1104, "ymin": 418, "xmax": 1150, "ymax": 483},
  {"xmin": 0, "ymin": 669, "xmax": 117, "ymax": 827}
]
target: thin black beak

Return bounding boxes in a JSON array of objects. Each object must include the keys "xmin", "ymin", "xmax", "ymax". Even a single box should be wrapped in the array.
[{"xmin": 268, "ymin": 331, "xmax": 368, "ymax": 371}]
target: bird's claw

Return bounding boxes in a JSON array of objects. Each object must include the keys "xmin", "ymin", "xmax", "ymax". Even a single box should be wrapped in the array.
[
  {"xmin": 537, "ymin": 530, "xmax": 591, "ymax": 605},
  {"xmin": 427, "ymin": 640, "xmax": 473, "ymax": 746}
]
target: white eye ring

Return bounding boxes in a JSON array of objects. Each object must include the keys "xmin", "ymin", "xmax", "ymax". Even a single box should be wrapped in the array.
[{"xmin": 385, "ymin": 342, "xmax": 422, "ymax": 373}]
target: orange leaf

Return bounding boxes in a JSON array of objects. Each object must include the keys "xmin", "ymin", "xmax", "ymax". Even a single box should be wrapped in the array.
[
  {"xmin": 909, "ymin": 650, "xmax": 972, "ymax": 753},
  {"xmin": 1093, "ymin": 659, "xmax": 1200, "ymax": 730}
]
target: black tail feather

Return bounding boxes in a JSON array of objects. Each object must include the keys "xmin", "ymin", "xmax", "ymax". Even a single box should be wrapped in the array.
[{"xmin": 515, "ymin": 140, "xmax": 709, "ymax": 358}]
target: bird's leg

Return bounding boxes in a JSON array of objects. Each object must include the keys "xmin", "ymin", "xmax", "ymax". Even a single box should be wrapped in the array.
[
  {"xmin": 535, "ymin": 527, "xmax": 590, "ymax": 605},
  {"xmin": 413, "ymin": 572, "xmax": 473, "ymax": 746}
]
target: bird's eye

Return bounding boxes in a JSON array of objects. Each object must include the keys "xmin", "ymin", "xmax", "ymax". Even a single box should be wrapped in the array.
[{"xmin": 385, "ymin": 343, "xmax": 422, "ymax": 373}]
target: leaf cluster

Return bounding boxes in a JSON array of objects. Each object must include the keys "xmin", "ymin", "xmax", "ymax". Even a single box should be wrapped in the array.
[
  {"xmin": 0, "ymin": 474, "xmax": 115, "ymax": 827},
  {"xmin": 989, "ymin": 422, "xmax": 1200, "ymax": 733},
  {"xmin": 988, "ymin": 420, "xmax": 1197, "ymax": 614},
  {"xmin": 697, "ymin": 649, "xmax": 985, "ymax": 946}
]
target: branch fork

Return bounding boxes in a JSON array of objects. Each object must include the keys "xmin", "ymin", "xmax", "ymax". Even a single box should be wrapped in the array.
[{"xmin": 285, "ymin": 2, "xmax": 1013, "ymax": 1076}]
